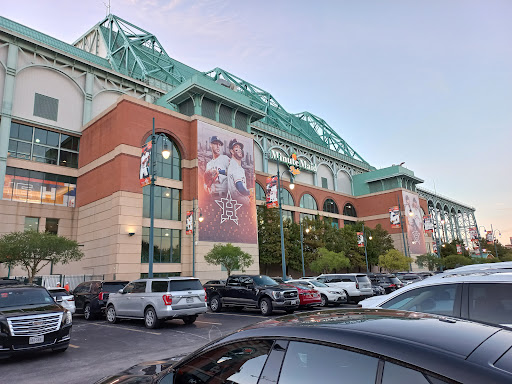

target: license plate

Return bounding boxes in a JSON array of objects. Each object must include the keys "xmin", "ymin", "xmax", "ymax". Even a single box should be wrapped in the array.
[
  {"xmin": 29, "ymin": 335, "xmax": 44, "ymax": 344},
  {"xmin": 186, "ymin": 297, "xmax": 194, "ymax": 304},
  {"xmin": 293, "ymin": 300, "xmax": 299, "ymax": 305}
]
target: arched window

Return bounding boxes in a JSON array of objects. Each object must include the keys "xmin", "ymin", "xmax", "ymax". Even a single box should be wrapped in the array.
[
  {"xmin": 323, "ymin": 198, "xmax": 339, "ymax": 214},
  {"xmin": 283, "ymin": 210, "xmax": 294, "ymax": 222},
  {"xmin": 281, "ymin": 188, "xmax": 294, "ymax": 206},
  {"xmin": 145, "ymin": 135, "xmax": 181, "ymax": 180},
  {"xmin": 300, "ymin": 194, "xmax": 317, "ymax": 210},
  {"xmin": 343, "ymin": 203, "xmax": 357, "ymax": 217},
  {"xmin": 255, "ymin": 183, "xmax": 266, "ymax": 201}
]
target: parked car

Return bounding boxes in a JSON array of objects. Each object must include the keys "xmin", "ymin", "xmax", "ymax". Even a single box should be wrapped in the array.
[
  {"xmin": 371, "ymin": 284, "xmax": 386, "ymax": 295},
  {"xmin": 316, "ymin": 273, "xmax": 373, "ymax": 303},
  {"xmin": 206, "ymin": 275, "xmax": 299, "ymax": 315},
  {"xmin": 203, "ymin": 279, "xmax": 226, "ymax": 286},
  {"xmin": 0, "ymin": 283, "xmax": 72, "ymax": 358},
  {"xmin": 367, "ymin": 273, "xmax": 404, "ymax": 293},
  {"xmin": 360, "ymin": 270, "xmax": 512, "ymax": 328},
  {"xmin": 286, "ymin": 279, "xmax": 346, "ymax": 306},
  {"xmin": 281, "ymin": 281, "xmax": 322, "ymax": 308},
  {"xmin": 73, "ymin": 280, "xmax": 129, "ymax": 320},
  {"xmin": 95, "ymin": 308, "xmax": 512, "ymax": 384},
  {"xmin": 399, "ymin": 273, "xmax": 423, "ymax": 285},
  {"xmin": 0, "ymin": 279, "xmax": 22, "ymax": 286},
  {"xmin": 106, "ymin": 277, "xmax": 207, "ymax": 328},
  {"xmin": 47, "ymin": 287, "xmax": 76, "ymax": 314}
]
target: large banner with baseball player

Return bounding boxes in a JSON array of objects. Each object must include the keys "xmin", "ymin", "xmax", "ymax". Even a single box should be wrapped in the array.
[
  {"xmin": 402, "ymin": 190, "xmax": 426, "ymax": 255},
  {"xmin": 266, "ymin": 176, "xmax": 278, "ymax": 208},
  {"xmin": 389, "ymin": 206, "xmax": 400, "ymax": 228},
  {"xmin": 197, "ymin": 121, "xmax": 257, "ymax": 243}
]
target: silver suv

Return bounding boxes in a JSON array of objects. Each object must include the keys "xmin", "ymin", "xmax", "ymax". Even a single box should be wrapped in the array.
[{"xmin": 105, "ymin": 277, "xmax": 207, "ymax": 328}]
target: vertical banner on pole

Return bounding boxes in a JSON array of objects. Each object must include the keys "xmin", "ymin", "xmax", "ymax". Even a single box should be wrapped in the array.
[
  {"xmin": 139, "ymin": 142, "xmax": 152, "ymax": 187},
  {"xmin": 432, "ymin": 242, "xmax": 438, "ymax": 253},
  {"xmin": 456, "ymin": 244, "xmax": 462, "ymax": 254},
  {"xmin": 357, "ymin": 232, "xmax": 364, "ymax": 247},
  {"xmin": 266, "ymin": 176, "xmax": 279, "ymax": 208},
  {"xmin": 486, "ymin": 231, "xmax": 493, "ymax": 244},
  {"xmin": 389, "ymin": 206, "xmax": 400, "ymax": 228},
  {"xmin": 423, "ymin": 215, "xmax": 434, "ymax": 232},
  {"xmin": 186, "ymin": 211, "xmax": 193, "ymax": 235}
]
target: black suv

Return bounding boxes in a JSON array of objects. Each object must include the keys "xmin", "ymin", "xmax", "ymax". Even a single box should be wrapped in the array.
[
  {"xmin": 368, "ymin": 274, "xmax": 404, "ymax": 294},
  {"xmin": 73, "ymin": 280, "xmax": 128, "ymax": 320},
  {"xmin": 0, "ymin": 284, "xmax": 72, "ymax": 358}
]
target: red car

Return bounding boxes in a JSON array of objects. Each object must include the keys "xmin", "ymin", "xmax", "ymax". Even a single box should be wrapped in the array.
[{"xmin": 284, "ymin": 282, "xmax": 322, "ymax": 307}]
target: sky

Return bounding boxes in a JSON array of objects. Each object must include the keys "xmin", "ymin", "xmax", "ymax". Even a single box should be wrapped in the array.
[{"xmin": 2, "ymin": 0, "xmax": 511, "ymax": 247}]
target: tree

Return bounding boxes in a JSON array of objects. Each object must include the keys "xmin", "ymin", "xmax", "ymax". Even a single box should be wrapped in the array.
[
  {"xmin": 0, "ymin": 231, "xmax": 84, "ymax": 283},
  {"xmin": 442, "ymin": 254, "xmax": 473, "ymax": 269},
  {"xmin": 378, "ymin": 249, "xmax": 412, "ymax": 272},
  {"xmin": 257, "ymin": 206, "xmax": 283, "ymax": 274},
  {"xmin": 415, "ymin": 253, "xmax": 443, "ymax": 271},
  {"xmin": 310, "ymin": 247, "xmax": 350, "ymax": 274},
  {"xmin": 204, "ymin": 243, "xmax": 253, "ymax": 277}
]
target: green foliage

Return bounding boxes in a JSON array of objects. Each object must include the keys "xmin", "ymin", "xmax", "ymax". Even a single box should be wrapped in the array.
[
  {"xmin": 204, "ymin": 243, "xmax": 253, "ymax": 277},
  {"xmin": 0, "ymin": 231, "xmax": 84, "ymax": 282},
  {"xmin": 442, "ymin": 254, "xmax": 473, "ymax": 269},
  {"xmin": 378, "ymin": 249, "xmax": 412, "ymax": 272},
  {"xmin": 257, "ymin": 206, "xmax": 283, "ymax": 273},
  {"xmin": 310, "ymin": 247, "xmax": 350, "ymax": 274},
  {"xmin": 415, "ymin": 253, "xmax": 443, "ymax": 271}
]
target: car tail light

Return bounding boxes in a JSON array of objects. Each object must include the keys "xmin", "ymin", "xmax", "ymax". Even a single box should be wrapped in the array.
[
  {"xmin": 163, "ymin": 294, "xmax": 173, "ymax": 305},
  {"xmin": 98, "ymin": 292, "xmax": 105, "ymax": 301},
  {"xmin": 389, "ymin": 284, "xmax": 396, "ymax": 288},
  {"xmin": 356, "ymin": 283, "xmax": 359, "ymax": 289},
  {"xmin": 204, "ymin": 288, "xmax": 207, "ymax": 302},
  {"xmin": 68, "ymin": 297, "xmax": 74, "ymax": 301}
]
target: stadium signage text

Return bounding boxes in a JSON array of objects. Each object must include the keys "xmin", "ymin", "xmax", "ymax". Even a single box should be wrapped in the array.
[{"xmin": 269, "ymin": 150, "xmax": 317, "ymax": 172}]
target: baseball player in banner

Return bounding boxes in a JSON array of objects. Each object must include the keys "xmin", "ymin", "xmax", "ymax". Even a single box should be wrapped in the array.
[{"xmin": 197, "ymin": 121, "xmax": 257, "ymax": 244}]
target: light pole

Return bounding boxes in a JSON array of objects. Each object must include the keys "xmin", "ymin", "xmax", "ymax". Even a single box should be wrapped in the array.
[
  {"xmin": 481, "ymin": 225, "xmax": 501, "ymax": 258},
  {"xmin": 362, "ymin": 224, "xmax": 372, "ymax": 274},
  {"xmin": 148, "ymin": 117, "xmax": 171, "ymax": 278},
  {"xmin": 191, "ymin": 199, "xmax": 203, "ymax": 277},
  {"xmin": 300, "ymin": 222, "xmax": 310, "ymax": 277},
  {"xmin": 275, "ymin": 156, "xmax": 295, "ymax": 280}
]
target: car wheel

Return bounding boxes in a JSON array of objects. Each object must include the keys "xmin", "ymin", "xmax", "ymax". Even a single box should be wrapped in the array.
[
  {"xmin": 345, "ymin": 292, "xmax": 353, "ymax": 304},
  {"xmin": 320, "ymin": 294, "xmax": 328, "ymax": 307},
  {"xmin": 144, "ymin": 307, "xmax": 160, "ymax": 329},
  {"xmin": 106, "ymin": 305, "xmax": 119, "ymax": 324},
  {"xmin": 52, "ymin": 346, "xmax": 68, "ymax": 353},
  {"xmin": 183, "ymin": 315, "xmax": 197, "ymax": 325},
  {"xmin": 260, "ymin": 298, "xmax": 273, "ymax": 316},
  {"xmin": 84, "ymin": 303, "xmax": 95, "ymax": 321},
  {"xmin": 209, "ymin": 296, "xmax": 223, "ymax": 312},
  {"xmin": 285, "ymin": 309, "xmax": 295, "ymax": 314}
]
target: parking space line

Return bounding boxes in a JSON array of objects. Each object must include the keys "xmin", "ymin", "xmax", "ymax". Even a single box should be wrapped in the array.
[
  {"xmin": 195, "ymin": 320, "xmax": 223, "ymax": 325},
  {"xmin": 93, "ymin": 322, "xmax": 161, "ymax": 335},
  {"xmin": 69, "ymin": 344, "xmax": 80, "ymax": 348},
  {"xmin": 205, "ymin": 312, "xmax": 267, "ymax": 319}
]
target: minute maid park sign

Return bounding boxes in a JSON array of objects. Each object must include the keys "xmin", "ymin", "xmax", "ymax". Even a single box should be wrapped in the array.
[{"xmin": 269, "ymin": 150, "xmax": 317, "ymax": 173}]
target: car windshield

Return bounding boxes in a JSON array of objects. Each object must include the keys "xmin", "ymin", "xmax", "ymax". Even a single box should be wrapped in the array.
[
  {"xmin": 48, "ymin": 289, "xmax": 70, "ymax": 298},
  {"xmin": 309, "ymin": 280, "xmax": 327, "ymax": 287},
  {"xmin": 253, "ymin": 276, "xmax": 279, "ymax": 287},
  {"xmin": 388, "ymin": 277, "xmax": 402, "ymax": 284},
  {"xmin": 102, "ymin": 283, "xmax": 128, "ymax": 292},
  {"xmin": 0, "ymin": 288, "xmax": 55, "ymax": 308}
]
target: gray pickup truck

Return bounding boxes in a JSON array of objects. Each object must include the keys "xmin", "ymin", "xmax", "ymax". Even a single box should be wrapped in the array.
[{"xmin": 204, "ymin": 275, "xmax": 299, "ymax": 316}]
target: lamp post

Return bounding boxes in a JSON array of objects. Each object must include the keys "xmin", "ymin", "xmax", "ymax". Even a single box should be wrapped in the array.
[
  {"xmin": 481, "ymin": 225, "xmax": 501, "ymax": 258},
  {"xmin": 148, "ymin": 117, "xmax": 171, "ymax": 278},
  {"xmin": 362, "ymin": 224, "xmax": 372, "ymax": 274},
  {"xmin": 191, "ymin": 199, "xmax": 203, "ymax": 277},
  {"xmin": 300, "ymin": 222, "xmax": 310, "ymax": 277},
  {"xmin": 275, "ymin": 156, "xmax": 295, "ymax": 280}
]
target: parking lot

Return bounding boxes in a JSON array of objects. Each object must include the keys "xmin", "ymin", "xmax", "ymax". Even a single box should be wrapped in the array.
[{"xmin": 0, "ymin": 305, "xmax": 355, "ymax": 384}]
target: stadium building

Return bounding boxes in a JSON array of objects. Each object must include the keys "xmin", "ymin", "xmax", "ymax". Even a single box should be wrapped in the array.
[{"xmin": 0, "ymin": 14, "xmax": 481, "ymax": 280}]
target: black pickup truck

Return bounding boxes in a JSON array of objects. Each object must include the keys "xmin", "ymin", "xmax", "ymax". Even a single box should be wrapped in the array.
[{"xmin": 204, "ymin": 275, "xmax": 299, "ymax": 316}]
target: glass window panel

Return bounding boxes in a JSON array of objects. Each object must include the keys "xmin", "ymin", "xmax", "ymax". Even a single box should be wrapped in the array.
[
  {"xmin": 382, "ymin": 362, "xmax": 431, "ymax": 384},
  {"xmin": 468, "ymin": 283, "xmax": 512, "ymax": 326},
  {"xmin": 172, "ymin": 230, "xmax": 181, "ymax": 263},
  {"xmin": 3, "ymin": 173, "xmax": 14, "ymax": 200},
  {"xmin": 45, "ymin": 218, "xmax": 59, "ymax": 234},
  {"xmin": 12, "ymin": 173, "xmax": 29, "ymax": 202},
  {"xmin": 34, "ymin": 128, "xmax": 48, "ymax": 145},
  {"xmin": 59, "ymin": 151, "xmax": 78, "ymax": 168},
  {"xmin": 8, "ymin": 139, "xmax": 17, "ymax": 156},
  {"xmin": 47, "ymin": 131, "xmax": 60, "ymax": 147},
  {"xmin": 33, "ymin": 145, "xmax": 58, "ymax": 164},
  {"xmin": 162, "ymin": 163, "xmax": 172, "ymax": 179},
  {"xmin": 162, "ymin": 197, "xmax": 171, "ymax": 221},
  {"xmin": 16, "ymin": 141, "xmax": 32, "ymax": 160},
  {"xmin": 283, "ymin": 210, "xmax": 294, "ymax": 222},
  {"xmin": 24, "ymin": 217, "xmax": 39, "ymax": 231},
  {"xmin": 143, "ymin": 193, "xmax": 150, "ymax": 218},
  {"xmin": 154, "ymin": 197, "xmax": 162, "ymax": 220},
  {"xmin": 60, "ymin": 134, "xmax": 79, "ymax": 150},
  {"xmin": 9, "ymin": 122, "xmax": 19, "ymax": 139},
  {"xmin": 278, "ymin": 341, "xmax": 378, "ymax": 384},
  {"xmin": 160, "ymin": 231, "xmax": 171, "ymax": 263},
  {"xmin": 18, "ymin": 124, "xmax": 33, "ymax": 142},
  {"xmin": 255, "ymin": 183, "xmax": 266, "ymax": 201}
]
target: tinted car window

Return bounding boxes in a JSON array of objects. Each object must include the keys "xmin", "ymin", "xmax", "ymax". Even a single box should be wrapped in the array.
[
  {"xmin": 381, "ymin": 284, "xmax": 458, "ymax": 316},
  {"xmin": 278, "ymin": 341, "xmax": 378, "ymax": 383},
  {"xmin": 74, "ymin": 283, "xmax": 90, "ymax": 293},
  {"xmin": 152, "ymin": 281, "xmax": 169, "ymax": 293},
  {"xmin": 49, "ymin": 289, "xmax": 70, "ymax": 298},
  {"xmin": 124, "ymin": 283, "xmax": 136, "ymax": 293},
  {"xmin": 174, "ymin": 339, "xmax": 273, "ymax": 384},
  {"xmin": 169, "ymin": 279, "xmax": 203, "ymax": 291},
  {"xmin": 0, "ymin": 288, "xmax": 55, "ymax": 308},
  {"xmin": 468, "ymin": 283, "xmax": 512, "ymax": 325},
  {"xmin": 102, "ymin": 282, "xmax": 128, "ymax": 292},
  {"xmin": 355, "ymin": 275, "xmax": 371, "ymax": 284},
  {"xmin": 308, "ymin": 280, "xmax": 327, "ymax": 288},
  {"xmin": 253, "ymin": 276, "xmax": 279, "ymax": 286},
  {"xmin": 382, "ymin": 361, "xmax": 432, "ymax": 384},
  {"xmin": 132, "ymin": 282, "xmax": 147, "ymax": 293},
  {"xmin": 228, "ymin": 277, "xmax": 241, "ymax": 286},
  {"xmin": 90, "ymin": 281, "xmax": 101, "ymax": 293}
]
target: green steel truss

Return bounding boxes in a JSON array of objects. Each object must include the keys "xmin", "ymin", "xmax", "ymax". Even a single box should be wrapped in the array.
[
  {"xmin": 72, "ymin": 14, "xmax": 369, "ymax": 165},
  {"xmin": 73, "ymin": 14, "xmax": 199, "ymax": 87},
  {"xmin": 204, "ymin": 68, "xmax": 369, "ymax": 164}
]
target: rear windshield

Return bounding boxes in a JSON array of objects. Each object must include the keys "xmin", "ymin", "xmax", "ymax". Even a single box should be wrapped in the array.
[
  {"xmin": 102, "ymin": 282, "xmax": 128, "ymax": 292},
  {"xmin": 169, "ymin": 280, "xmax": 203, "ymax": 291},
  {"xmin": 355, "ymin": 275, "xmax": 371, "ymax": 283},
  {"xmin": 49, "ymin": 289, "xmax": 70, "ymax": 298},
  {"xmin": 0, "ymin": 288, "xmax": 55, "ymax": 308}
]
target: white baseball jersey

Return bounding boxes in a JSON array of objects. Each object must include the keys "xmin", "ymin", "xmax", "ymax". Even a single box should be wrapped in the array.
[
  {"xmin": 205, "ymin": 154, "xmax": 230, "ymax": 194},
  {"xmin": 228, "ymin": 159, "xmax": 249, "ymax": 203}
]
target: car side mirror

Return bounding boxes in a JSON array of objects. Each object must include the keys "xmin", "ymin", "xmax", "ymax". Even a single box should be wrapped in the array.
[
  {"xmin": 118, "ymin": 289, "xmax": 125, "ymax": 294},
  {"xmin": 56, "ymin": 298, "xmax": 63, "ymax": 303}
]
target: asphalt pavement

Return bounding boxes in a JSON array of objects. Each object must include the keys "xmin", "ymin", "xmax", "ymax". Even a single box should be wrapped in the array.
[{"xmin": 0, "ymin": 306, "xmax": 355, "ymax": 384}]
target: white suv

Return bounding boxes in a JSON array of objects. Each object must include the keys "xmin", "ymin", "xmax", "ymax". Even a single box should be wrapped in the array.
[
  {"xmin": 106, "ymin": 277, "xmax": 207, "ymax": 328},
  {"xmin": 316, "ymin": 273, "xmax": 373, "ymax": 303},
  {"xmin": 360, "ymin": 265, "xmax": 512, "ymax": 329},
  {"xmin": 287, "ymin": 279, "xmax": 346, "ymax": 307}
]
